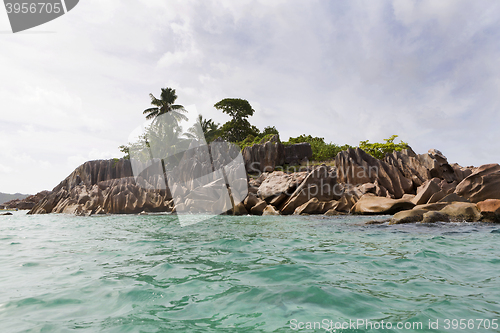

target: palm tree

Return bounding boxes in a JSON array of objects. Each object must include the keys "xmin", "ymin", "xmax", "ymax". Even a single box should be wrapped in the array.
[
  {"xmin": 143, "ymin": 87, "xmax": 188, "ymax": 123},
  {"xmin": 186, "ymin": 115, "xmax": 220, "ymax": 143}
]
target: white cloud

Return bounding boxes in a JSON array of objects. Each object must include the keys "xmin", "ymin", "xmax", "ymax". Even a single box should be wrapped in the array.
[{"xmin": 1, "ymin": 0, "xmax": 500, "ymax": 194}]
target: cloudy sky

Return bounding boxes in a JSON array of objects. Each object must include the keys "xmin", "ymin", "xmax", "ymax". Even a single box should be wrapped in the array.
[{"xmin": 1, "ymin": 0, "xmax": 500, "ymax": 194}]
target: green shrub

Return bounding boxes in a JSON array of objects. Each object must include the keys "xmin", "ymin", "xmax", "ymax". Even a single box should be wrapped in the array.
[
  {"xmin": 237, "ymin": 133, "xmax": 280, "ymax": 150},
  {"xmin": 284, "ymin": 135, "xmax": 352, "ymax": 161},
  {"xmin": 358, "ymin": 135, "xmax": 409, "ymax": 159}
]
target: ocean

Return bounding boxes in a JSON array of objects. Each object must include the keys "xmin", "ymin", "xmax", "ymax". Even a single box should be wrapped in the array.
[{"xmin": 0, "ymin": 211, "xmax": 499, "ymax": 332}]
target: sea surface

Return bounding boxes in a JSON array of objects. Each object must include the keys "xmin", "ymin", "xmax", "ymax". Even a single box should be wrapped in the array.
[{"xmin": 0, "ymin": 211, "xmax": 499, "ymax": 333}]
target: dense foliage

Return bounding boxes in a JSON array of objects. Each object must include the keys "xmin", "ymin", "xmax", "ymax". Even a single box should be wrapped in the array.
[
  {"xmin": 284, "ymin": 135, "xmax": 352, "ymax": 161},
  {"xmin": 121, "ymin": 87, "xmax": 411, "ymax": 163},
  {"xmin": 237, "ymin": 133, "xmax": 279, "ymax": 150},
  {"xmin": 214, "ymin": 98, "xmax": 259, "ymax": 142},
  {"xmin": 358, "ymin": 135, "xmax": 409, "ymax": 159}
]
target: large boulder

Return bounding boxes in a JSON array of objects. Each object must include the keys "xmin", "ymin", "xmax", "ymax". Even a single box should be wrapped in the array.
[
  {"xmin": 455, "ymin": 164, "xmax": 500, "ymax": 203},
  {"xmin": 411, "ymin": 179, "xmax": 441, "ymax": 205},
  {"xmin": 422, "ymin": 211, "xmax": 450, "ymax": 223},
  {"xmin": 351, "ymin": 194, "xmax": 415, "ymax": 215},
  {"xmin": 439, "ymin": 202, "xmax": 481, "ymax": 222},
  {"xmin": 280, "ymin": 166, "xmax": 340, "ymax": 215},
  {"xmin": 293, "ymin": 198, "xmax": 339, "ymax": 215},
  {"xmin": 413, "ymin": 202, "xmax": 450, "ymax": 211},
  {"xmin": 284, "ymin": 143, "xmax": 313, "ymax": 165},
  {"xmin": 438, "ymin": 193, "xmax": 469, "ymax": 203},
  {"xmin": 257, "ymin": 171, "xmax": 307, "ymax": 206},
  {"xmin": 390, "ymin": 209, "xmax": 427, "ymax": 224},
  {"xmin": 477, "ymin": 199, "xmax": 500, "ymax": 222},
  {"xmin": 384, "ymin": 148, "xmax": 472, "ymax": 190},
  {"xmin": 336, "ymin": 148, "xmax": 413, "ymax": 198},
  {"xmin": 242, "ymin": 135, "xmax": 285, "ymax": 173},
  {"xmin": 262, "ymin": 205, "xmax": 280, "ymax": 215}
]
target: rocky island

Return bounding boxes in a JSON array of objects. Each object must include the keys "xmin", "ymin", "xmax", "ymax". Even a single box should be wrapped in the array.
[{"xmin": 19, "ymin": 135, "xmax": 500, "ymax": 225}]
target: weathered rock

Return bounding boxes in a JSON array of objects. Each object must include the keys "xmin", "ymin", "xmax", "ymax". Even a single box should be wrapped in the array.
[
  {"xmin": 336, "ymin": 192, "xmax": 358, "ymax": 212},
  {"xmin": 351, "ymin": 194, "xmax": 415, "ymax": 215},
  {"xmin": 385, "ymin": 148, "xmax": 470, "ymax": 190},
  {"xmin": 250, "ymin": 200, "xmax": 268, "ymax": 215},
  {"xmin": 257, "ymin": 171, "xmax": 307, "ymax": 206},
  {"xmin": 243, "ymin": 193, "xmax": 261, "ymax": 212},
  {"xmin": 284, "ymin": 143, "xmax": 313, "ymax": 165},
  {"xmin": 233, "ymin": 202, "xmax": 249, "ymax": 215},
  {"xmin": 3, "ymin": 190, "xmax": 51, "ymax": 210},
  {"xmin": 455, "ymin": 164, "xmax": 500, "ymax": 203},
  {"xmin": 242, "ymin": 135, "xmax": 285, "ymax": 173},
  {"xmin": 422, "ymin": 211, "xmax": 450, "ymax": 223},
  {"xmin": 477, "ymin": 199, "xmax": 500, "ymax": 222},
  {"xmin": 427, "ymin": 190, "xmax": 446, "ymax": 204},
  {"xmin": 411, "ymin": 179, "xmax": 441, "ymax": 205},
  {"xmin": 438, "ymin": 179, "xmax": 458, "ymax": 195},
  {"xmin": 293, "ymin": 198, "xmax": 339, "ymax": 215},
  {"xmin": 438, "ymin": 193, "xmax": 469, "ymax": 203},
  {"xmin": 336, "ymin": 148, "xmax": 413, "ymax": 198},
  {"xmin": 262, "ymin": 205, "xmax": 280, "ymax": 216},
  {"xmin": 324, "ymin": 208, "xmax": 346, "ymax": 216},
  {"xmin": 402, "ymin": 194, "xmax": 416, "ymax": 201},
  {"xmin": 413, "ymin": 202, "xmax": 450, "ymax": 211},
  {"xmin": 384, "ymin": 148, "xmax": 432, "ymax": 188},
  {"xmin": 390, "ymin": 209, "xmax": 427, "ymax": 224},
  {"xmin": 280, "ymin": 166, "xmax": 339, "ymax": 215},
  {"xmin": 439, "ymin": 202, "xmax": 481, "ymax": 222}
]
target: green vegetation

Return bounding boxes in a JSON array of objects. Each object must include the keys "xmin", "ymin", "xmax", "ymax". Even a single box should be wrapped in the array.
[
  {"xmin": 119, "ymin": 87, "xmax": 410, "ymax": 163},
  {"xmin": 186, "ymin": 115, "xmax": 220, "ymax": 143},
  {"xmin": 236, "ymin": 133, "xmax": 279, "ymax": 150},
  {"xmin": 214, "ymin": 98, "xmax": 260, "ymax": 142},
  {"xmin": 284, "ymin": 135, "xmax": 352, "ymax": 161},
  {"xmin": 358, "ymin": 135, "xmax": 409, "ymax": 159},
  {"xmin": 143, "ymin": 87, "xmax": 187, "ymax": 122}
]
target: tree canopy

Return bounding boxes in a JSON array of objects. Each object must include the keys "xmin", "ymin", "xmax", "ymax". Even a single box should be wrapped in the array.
[
  {"xmin": 143, "ymin": 87, "xmax": 187, "ymax": 123},
  {"xmin": 214, "ymin": 98, "xmax": 259, "ymax": 142}
]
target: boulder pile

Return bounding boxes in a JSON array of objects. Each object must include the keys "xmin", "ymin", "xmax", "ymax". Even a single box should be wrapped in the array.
[{"xmin": 26, "ymin": 145, "xmax": 500, "ymax": 224}]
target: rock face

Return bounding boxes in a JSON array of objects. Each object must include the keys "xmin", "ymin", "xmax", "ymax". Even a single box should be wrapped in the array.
[
  {"xmin": 390, "ymin": 209, "xmax": 427, "ymax": 224},
  {"xmin": 242, "ymin": 135, "xmax": 285, "ymax": 173},
  {"xmin": 351, "ymin": 194, "xmax": 415, "ymax": 215},
  {"xmin": 336, "ymin": 148, "xmax": 413, "ymax": 199},
  {"xmin": 257, "ymin": 171, "xmax": 307, "ymax": 206},
  {"xmin": 26, "ymin": 141, "xmax": 500, "ymax": 221},
  {"xmin": 411, "ymin": 179, "xmax": 441, "ymax": 205},
  {"xmin": 422, "ymin": 211, "xmax": 450, "ymax": 223},
  {"xmin": 293, "ymin": 198, "xmax": 338, "ymax": 215},
  {"xmin": 284, "ymin": 143, "xmax": 313, "ymax": 165},
  {"xmin": 439, "ymin": 202, "xmax": 481, "ymax": 222},
  {"xmin": 455, "ymin": 164, "xmax": 500, "ymax": 203},
  {"xmin": 30, "ymin": 175, "xmax": 173, "ymax": 215},
  {"xmin": 279, "ymin": 166, "xmax": 339, "ymax": 215},
  {"xmin": 242, "ymin": 136, "xmax": 313, "ymax": 172},
  {"xmin": 2, "ymin": 191, "xmax": 51, "ymax": 210},
  {"xmin": 477, "ymin": 199, "xmax": 500, "ymax": 222},
  {"xmin": 384, "ymin": 148, "xmax": 472, "ymax": 190}
]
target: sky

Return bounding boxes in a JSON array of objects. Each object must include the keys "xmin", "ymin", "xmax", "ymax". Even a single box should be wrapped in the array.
[{"xmin": 1, "ymin": 0, "xmax": 500, "ymax": 194}]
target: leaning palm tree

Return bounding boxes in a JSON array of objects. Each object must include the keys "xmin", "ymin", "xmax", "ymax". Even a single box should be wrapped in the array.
[{"xmin": 143, "ymin": 87, "xmax": 188, "ymax": 123}]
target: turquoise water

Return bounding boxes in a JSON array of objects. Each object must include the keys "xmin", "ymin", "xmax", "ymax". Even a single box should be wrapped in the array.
[{"xmin": 0, "ymin": 212, "xmax": 499, "ymax": 333}]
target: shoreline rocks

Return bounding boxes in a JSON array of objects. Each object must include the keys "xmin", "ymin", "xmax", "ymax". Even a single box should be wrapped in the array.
[{"xmin": 24, "ymin": 146, "xmax": 500, "ymax": 224}]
